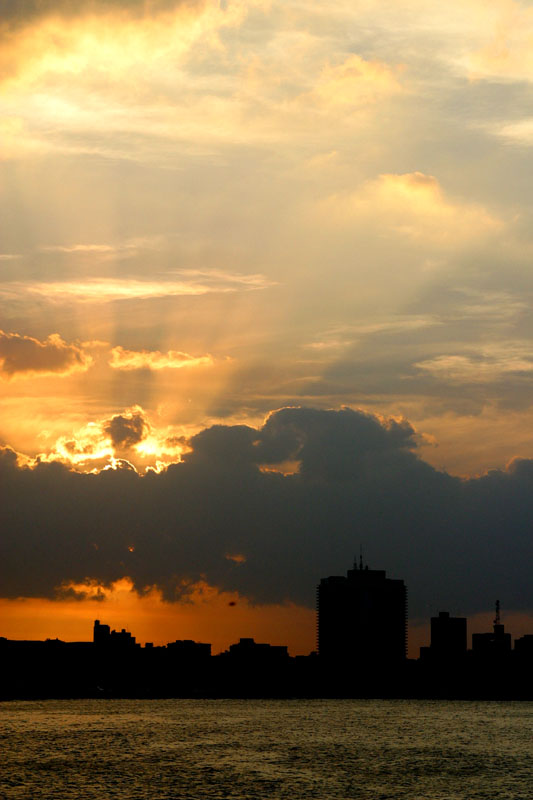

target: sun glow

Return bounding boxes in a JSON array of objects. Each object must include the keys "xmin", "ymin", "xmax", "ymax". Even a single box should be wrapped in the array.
[{"xmin": 26, "ymin": 407, "xmax": 191, "ymax": 473}]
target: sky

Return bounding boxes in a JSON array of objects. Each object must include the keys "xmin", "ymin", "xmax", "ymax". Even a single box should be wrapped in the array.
[{"xmin": 1, "ymin": 0, "xmax": 533, "ymax": 656}]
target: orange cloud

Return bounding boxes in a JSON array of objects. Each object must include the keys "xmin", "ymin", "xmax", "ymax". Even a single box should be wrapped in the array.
[
  {"xmin": 109, "ymin": 346, "xmax": 213, "ymax": 371},
  {"xmin": 312, "ymin": 53, "xmax": 405, "ymax": 108},
  {"xmin": 1, "ymin": 272, "xmax": 274, "ymax": 303},
  {"xmin": 320, "ymin": 171, "xmax": 502, "ymax": 244},
  {"xmin": 465, "ymin": 0, "xmax": 533, "ymax": 84},
  {"xmin": 0, "ymin": 0, "xmax": 261, "ymax": 93},
  {"xmin": 34, "ymin": 406, "xmax": 187, "ymax": 473},
  {"xmin": 37, "ymin": 425, "xmax": 115, "ymax": 471},
  {"xmin": 225, "ymin": 553, "xmax": 247, "ymax": 564},
  {"xmin": 0, "ymin": 330, "xmax": 92, "ymax": 379}
]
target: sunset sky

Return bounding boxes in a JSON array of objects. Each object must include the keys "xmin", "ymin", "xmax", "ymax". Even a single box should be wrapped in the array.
[{"xmin": 1, "ymin": 0, "xmax": 533, "ymax": 656}]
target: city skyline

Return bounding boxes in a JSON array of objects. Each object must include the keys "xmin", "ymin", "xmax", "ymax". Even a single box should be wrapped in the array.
[
  {"xmin": 3, "ymin": 562, "xmax": 533, "ymax": 701},
  {"xmin": 1, "ymin": 0, "xmax": 533, "ymax": 654},
  {"xmin": 4, "ymin": 562, "xmax": 532, "ymax": 659},
  {"xmin": 2, "ymin": 550, "xmax": 531, "ymax": 659}
]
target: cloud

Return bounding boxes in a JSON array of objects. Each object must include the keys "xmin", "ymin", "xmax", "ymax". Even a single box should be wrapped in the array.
[
  {"xmin": 0, "ymin": 0, "xmax": 409, "ymax": 167},
  {"xmin": 38, "ymin": 236, "xmax": 162, "ymax": 259},
  {"xmin": 495, "ymin": 118, "xmax": 533, "ymax": 146},
  {"xmin": 0, "ymin": 330, "xmax": 92, "ymax": 378},
  {"xmin": 36, "ymin": 407, "xmax": 186, "ymax": 472},
  {"xmin": 103, "ymin": 409, "xmax": 150, "ymax": 449},
  {"xmin": 320, "ymin": 172, "xmax": 502, "ymax": 244},
  {"xmin": 464, "ymin": 0, "xmax": 533, "ymax": 84},
  {"xmin": 415, "ymin": 347, "xmax": 533, "ymax": 385},
  {"xmin": 2, "ymin": 406, "xmax": 532, "ymax": 624},
  {"xmin": 0, "ymin": 272, "xmax": 274, "ymax": 303},
  {"xmin": 310, "ymin": 54, "xmax": 405, "ymax": 109},
  {"xmin": 41, "ymin": 243, "xmax": 123, "ymax": 254},
  {"xmin": 41, "ymin": 426, "xmax": 115, "ymax": 472},
  {"xmin": 109, "ymin": 346, "xmax": 213, "ymax": 371},
  {"xmin": 0, "ymin": 0, "xmax": 257, "ymax": 92},
  {"xmin": 225, "ymin": 553, "xmax": 247, "ymax": 564},
  {"xmin": 0, "ymin": 0, "xmax": 199, "ymax": 28}
]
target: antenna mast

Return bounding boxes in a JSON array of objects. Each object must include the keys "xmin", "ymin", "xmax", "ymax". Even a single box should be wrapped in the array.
[{"xmin": 494, "ymin": 599, "xmax": 501, "ymax": 627}]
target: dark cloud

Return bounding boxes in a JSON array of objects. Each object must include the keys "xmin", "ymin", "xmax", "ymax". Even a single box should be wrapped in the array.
[
  {"xmin": 103, "ymin": 410, "xmax": 149, "ymax": 449},
  {"xmin": 0, "ymin": 330, "xmax": 91, "ymax": 378},
  {"xmin": 0, "ymin": 0, "xmax": 202, "ymax": 29},
  {"xmin": 1, "ymin": 407, "xmax": 532, "ymax": 622}
]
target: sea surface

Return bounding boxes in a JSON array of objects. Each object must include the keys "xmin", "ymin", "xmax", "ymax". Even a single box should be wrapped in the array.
[{"xmin": 1, "ymin": 699, "xmax": 531, "ymax": 799}]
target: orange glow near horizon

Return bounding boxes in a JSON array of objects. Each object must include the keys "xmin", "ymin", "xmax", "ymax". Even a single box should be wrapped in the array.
[{"xmin": 0, "ymin": 578, "xmax": 317, "ymax": 657}]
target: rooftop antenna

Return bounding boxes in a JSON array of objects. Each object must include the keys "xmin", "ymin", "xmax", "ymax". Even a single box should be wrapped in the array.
[
  {"xmin": 359, "ymin": 544, "xmax": 363, "ymax": 571},
  {"xmin": 494, "ymin": 599, "xmax": 501, "ymax": 627}
]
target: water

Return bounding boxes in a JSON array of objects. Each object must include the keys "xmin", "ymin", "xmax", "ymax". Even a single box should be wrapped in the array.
[{"xmin": 1, "ymin": 699, "xmax": 531, "ymax": 799}]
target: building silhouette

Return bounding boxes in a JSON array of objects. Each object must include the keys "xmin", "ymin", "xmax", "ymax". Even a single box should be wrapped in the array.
[
  {"xmin": 514, "ymin": 634, "xmax": 533, "ymax": 658},
  {"xmin": 471, "ymin": 600, "xmax": 511, "ymax": 656},
  {"xmin": 94, "ymin": 619, "xmax": 139, "ymax": 649},
  {"xmin": 166, "ymin": 639, "xmax": 211, "ymax": 658},
  {"xmin": 420, "ymin": 611, "xmax": 467, "ymax": 662},
  {"xmin": 317, "ymin": 557, "xmax": 407, "ymax": 664},
  {"xmin": 223, "ymin": 638, "xmax": 288, "ymax": 661}
]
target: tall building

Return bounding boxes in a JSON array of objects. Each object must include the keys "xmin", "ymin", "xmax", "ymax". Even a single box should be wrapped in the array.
[{"xmin": 317, "ymin": 559, "xmax": 407, "ymax": 664}]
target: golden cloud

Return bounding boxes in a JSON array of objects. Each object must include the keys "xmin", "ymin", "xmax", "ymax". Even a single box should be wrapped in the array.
[
  {"xmin": 0, "ymin": 330, "xmax": 92, "ymax": 379},
  {"xmin": 39, "ymin": 424, "xmax": 115, "ymax": 471},
  {"xmin": 0, "ymin": 0, "xmax": 263, "ymax": 91},
  {"xmin": 465, "ymin": 0, "xmax": 533, "ymax": 84},
  {"xmin": 0, "ymin": 1, "xmax": 410, "ymax": 165},
  {"xmin": 109, "ymin": 346, "xmax": 213, "ymax": 371},
  {"xmin": 321, "ymin": 171, "xmax": 502, "ymax": 244},
  {"xmin": 41, "ymin": 243, "xmax": 122, "ymax": 254},
  {"xmin": 311, "ymin": 53, "xmax": 405, "ymax": 108},
  {"xmin": 34, "ymin": 406, "xmax": 188, "ymax": 473},
  {"xmin": 1, "ymin": 272, "xmax": 274, "ymax": 303}
]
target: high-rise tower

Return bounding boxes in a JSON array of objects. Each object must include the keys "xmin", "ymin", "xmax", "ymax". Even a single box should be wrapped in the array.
[{"xmin": 317, "ymin": 559, "xmax": 407, "ymax": 664}]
